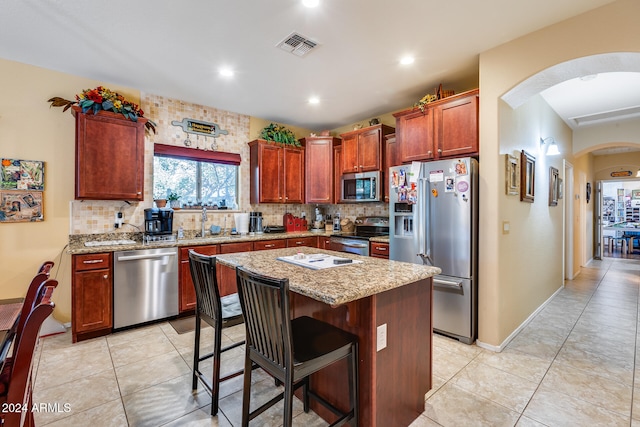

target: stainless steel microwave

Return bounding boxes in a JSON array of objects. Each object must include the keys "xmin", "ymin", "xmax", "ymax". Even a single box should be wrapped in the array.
[{"xmin": 341, "ymin": 171, "xmax": 381, "ymax": 202}]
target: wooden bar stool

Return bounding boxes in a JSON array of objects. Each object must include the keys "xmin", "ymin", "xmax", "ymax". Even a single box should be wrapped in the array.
[
  {"xmin": 235, "ymin": 266, "xmax": 359, "ymax": 427},
  {"xmin": 188, "ymin": 250, "xmax": 245, "ymax": 416}
]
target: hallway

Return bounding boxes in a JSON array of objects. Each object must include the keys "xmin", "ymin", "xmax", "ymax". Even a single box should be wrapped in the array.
[{"xmin": 420, "ymin": 256, "xmax": 640, "ymax": 426}]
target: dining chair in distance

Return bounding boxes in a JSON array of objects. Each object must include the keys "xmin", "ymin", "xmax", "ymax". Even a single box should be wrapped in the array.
[
  {"xmin": 235, "ymin": 266, "xmax": 359, "ymax": 427},
  {"xmin": 188, "ymin": 250, "xmax": 245, "ymax": 416}
]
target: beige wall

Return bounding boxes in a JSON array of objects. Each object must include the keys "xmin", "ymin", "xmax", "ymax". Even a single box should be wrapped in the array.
[
  {"xmin": 0, "ymin": 59, "xmax": 141, "ymax": 323},
  {"xmin": 478, "ymin": 0, "xmax": 638, "ymax": 347},
  {"xmin": 594, "ymin": 152, "xmax": 640, "ymax": 181}
]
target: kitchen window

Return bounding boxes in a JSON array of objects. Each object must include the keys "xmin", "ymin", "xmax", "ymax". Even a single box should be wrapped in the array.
[{"xmin": 153, "ymin": 143, "xmax": 241, "ymax": 209}]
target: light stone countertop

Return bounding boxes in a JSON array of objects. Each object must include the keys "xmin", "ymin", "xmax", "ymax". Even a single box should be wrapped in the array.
[
  {"xmin": 216, "ymin": 246, "xmax": 440, "ymax": 306},
  {"xmin": 67, "ymin": 231, "xmax": 333, "ymax": 254}
]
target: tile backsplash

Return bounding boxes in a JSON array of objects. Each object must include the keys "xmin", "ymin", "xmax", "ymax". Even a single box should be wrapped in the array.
[{"xmin": 69, "ymin": 93, "xmax": 389, "ymax": 236}]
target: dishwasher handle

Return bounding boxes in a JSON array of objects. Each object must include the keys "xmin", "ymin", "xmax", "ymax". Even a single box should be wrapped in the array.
[
  {"xmin": 339, "ymin": 241, "xmax": 369, "ymax": 249},
  {"xmin": 116, "ymin": 251, "xmax": 177, "ymax": 262}
]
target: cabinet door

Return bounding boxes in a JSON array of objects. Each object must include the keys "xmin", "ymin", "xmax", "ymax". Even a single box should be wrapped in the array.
[
  {"xmin": 74, "ymin": 108, "xmax": 145, "ymax": 200},
  {"xmin": 254, "ymin": 239, "xmax": 287, "ymax": 251},
  {"xmin": 341, "ymin": 134, "xmax": 359, "ymax": 174},
  {"xmin": 435, "ymin": 92, "xmax": 478, "ymax": 158},
  {"xmin": 219, "ymin": 242, "xmax": 254, "ymax": 296},
  {"xmin": 358, "ymin": 127, "xmax": 382, "ymax": 172},
  {"xmin": 72, "ymin": 253, "xmax": 113, "ymax": 341},
  {"xmin": 286, "ymin": 237, "xmax": 317, "ymax": 248},
  {"xmin": 304, "ymin": 137, "xmax": 336, "ymax": 204},
  {"xmin": 398, "ymin": 109, "xmax": 435, "ymax": 163},
  {"xmin": 370, "ymin": 242, "xmax": 390, "ymax": 259},
  {"xmin": 179, "ymin": 245, "xmax": 218, "ymax": 313},
  {"xmin": 384, "ymin": 134, "xmax": 397, "ymax": 203},
  {"xmin": 257, "ymin": 143, "xmax": 283, "ymax": 203},
  {"xmin": 317, "ymin": 236, "xmax": 331, "ymax": 249},
  {"xmin": 283, "ymin": 147, "xmax": 304, "ymax": 204},
  {"xmin": 334, "ymin": 145, "xmax": 342, "ymax": 203}
]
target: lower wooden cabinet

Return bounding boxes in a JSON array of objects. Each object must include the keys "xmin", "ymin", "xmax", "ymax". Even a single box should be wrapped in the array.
[
  {"xmin": 218, "ymin": 242, "xmax": 254, "ymax": 297},
  {"xmin": 253, "ymin": 239, "xmax": 287, "ymax": 251},
  {"xmin": 179, "ymin": 245, "xmax": 219, "ymax": 313},
  {"xmin": 286, "ymin": 237, "xmax": 318, "ymax": 248},
  {"xmin": 72, "ymin": 253, "xmax": 113, "ymax": 342},
  {"xmin": 370, "ymin": 242, "xmax": 389, "ymax": 259},
  {"xmin": 317, "ymin": 235, "xmax": 331, "ymax": 249}
]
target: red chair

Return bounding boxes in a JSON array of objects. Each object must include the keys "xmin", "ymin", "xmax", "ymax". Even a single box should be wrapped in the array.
[
  {"xmin": 37, "ymin": 261, "xmax": 54, "ymax": 275},
  {"xmin": 1, "ymin": 283, "xmax": 56, "ymax": 427}
]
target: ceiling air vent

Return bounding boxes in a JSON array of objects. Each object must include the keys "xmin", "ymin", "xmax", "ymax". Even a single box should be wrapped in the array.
[{"xmin": 276, "ymin": 32, "xmax": 318, "ymax": 57}]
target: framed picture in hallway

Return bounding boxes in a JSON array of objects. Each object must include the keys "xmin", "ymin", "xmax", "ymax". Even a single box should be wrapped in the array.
[
  {"xmin": 549, "ymin": 166, "xmax": 559, "ymax": 206},
  {"xmin": 505, "ymin": 154, "xmax": 519, "ymax": 195},
  {"xmin": 520, "ymin": 150, "xmax": 535, "ymax": 203}
]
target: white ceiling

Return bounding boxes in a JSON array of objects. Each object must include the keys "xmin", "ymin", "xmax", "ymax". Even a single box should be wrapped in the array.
[{"xmin": 0, "ymin": 0, "xmax": 621, "ymax": 131}]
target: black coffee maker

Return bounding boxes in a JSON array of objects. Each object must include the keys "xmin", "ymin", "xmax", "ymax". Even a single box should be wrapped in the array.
[{"xmin": 144, "ymin": 208, "xmax": 173, "ymax": 235}]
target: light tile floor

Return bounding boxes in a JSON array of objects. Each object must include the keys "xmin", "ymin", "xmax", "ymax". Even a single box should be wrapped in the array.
[{"xmin": 32, "ymin": 256, "xmax": 639, "ymax": 426}]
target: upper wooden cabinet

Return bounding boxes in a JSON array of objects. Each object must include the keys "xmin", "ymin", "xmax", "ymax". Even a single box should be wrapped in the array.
[
  {"xmin": 302, "ymin": 136, "xmax": 341, "ymax": 204},
  {"xmin": 339, "ymin": 124, "xmax": 395, "ymax": 174},
  {"xmin": 72, "ymin": 106, "xmax": 146, "ymax": 201},
  {"xmin": 249, "ymin": 139, "xmax": 304, "ymax": 204},
  {"xmin": 394, "ymin": 89, "xmax": 479, "ymax": 163},
  {"xmin": 384, "ymin": 133, "xmax": 398, "ymax": 203}
]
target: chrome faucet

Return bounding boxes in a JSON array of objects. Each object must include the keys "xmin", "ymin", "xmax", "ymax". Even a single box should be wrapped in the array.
[{"xmin": 201, "ymin": 206, "xmax": 208, "ymax": 237}]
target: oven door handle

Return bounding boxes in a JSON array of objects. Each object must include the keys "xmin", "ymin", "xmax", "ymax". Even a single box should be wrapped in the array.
[{"xmin": 338, "ymin": 242, "xmax": 369, "ymax": 249}]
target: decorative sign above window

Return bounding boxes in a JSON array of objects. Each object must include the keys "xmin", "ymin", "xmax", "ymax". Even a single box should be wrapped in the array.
[
  {"xmin": 171, "ymin": 118, "xmax": 229, "ymax": 138},
  {"xmin": 610, "ymin": 170, "xmax": 633, "ymax": 178}
]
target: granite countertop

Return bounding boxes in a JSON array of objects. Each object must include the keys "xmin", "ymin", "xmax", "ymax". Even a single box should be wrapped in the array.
[
  {"xmin": 67, "ymin": 230, "xmax": 389, "ymax": 254},
  {"xmin": 216, "ymin": 246, "xmax": 440, "ymax": 306},
  {"xmin": 369, "ymin": 236, "xmax": 389, "ymax": 243},
  {"xmin": 68, "ymin": 230, "xmax": 333, "ymax": 254}
]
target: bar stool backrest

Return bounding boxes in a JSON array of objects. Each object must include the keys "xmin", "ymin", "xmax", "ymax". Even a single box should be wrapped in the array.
[
  {"xmin": 235, "ymin": 266, "xmax": 293, "ymax": 377},
  {"xmin": 188, "ymin": 251, "xmax": 223, "ymax": 326}
]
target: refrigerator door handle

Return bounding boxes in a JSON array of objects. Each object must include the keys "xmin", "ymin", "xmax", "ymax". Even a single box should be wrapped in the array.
[
  {"xmin": 418, "ymin": 176, "xmax": 432, "ymax": 261},
  {"xmin": 434, "ymin": 278, "xmax": 463, "ymax": 289}
]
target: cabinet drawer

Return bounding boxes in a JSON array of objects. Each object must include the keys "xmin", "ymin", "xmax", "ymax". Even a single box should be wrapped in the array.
[
  {"xmin": 220, "ymin": 241, "xmax": 254, "ymax": 253},
  {"xmin": 370, "ymin": 242, "xmax": 389, "ymax": 258},
  {"xmin": 74, "ymin": 253, "xmax": 112, "ymax": 271},
  {"xmin": 254, "ymin": 239, "xmax": 287, "ymax": 251},
  {"xmin": 181, "ymin": 245, "xmax": 218, "ymax": 259},
  {"xmin": 286, "ymin": 237, "xmax": 317, "ymax": 248}
]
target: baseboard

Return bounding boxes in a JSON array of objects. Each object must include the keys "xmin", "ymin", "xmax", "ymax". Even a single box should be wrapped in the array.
[{"xmin": 476, "ymin": 285, "xmax": 564, "ymax": 353}]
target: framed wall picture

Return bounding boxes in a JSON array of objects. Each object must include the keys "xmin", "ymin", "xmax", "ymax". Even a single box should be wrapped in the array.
[
  {"xmin": 1, "ymin": 158, "xmax": 44, "ymax": 190},
  {"xmin": 558, "ymin": 178, "xmax": 563, "ymax": 199},
  {"xmin": 549, "ymin": 166, "xmax": 559, "ymax": 206},
  {"xmin": 520, "ymin": 150, "xmax": 535, "ymax": 203},
  {"xmin": 505, "ymin": 154, "xmax": 519, "ymax": 195},
  {"xmin": 0, "ymin": 190, "xmax": 43, "ymax": 222}
]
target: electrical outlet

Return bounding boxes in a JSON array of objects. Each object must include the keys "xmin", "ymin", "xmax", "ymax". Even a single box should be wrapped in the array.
[
  {"xmin": 376, "ymin": 323, "xmax": 387, "ymax": 351},
  {"xmin": 115, "ymin": 212, "xmax": 123, "ymax": 228}
]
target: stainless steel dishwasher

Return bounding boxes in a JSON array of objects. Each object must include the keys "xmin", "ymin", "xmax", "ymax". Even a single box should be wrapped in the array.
[{"xmin": 113, "ymin": 247, "xmax": 179, "ymax": 329}]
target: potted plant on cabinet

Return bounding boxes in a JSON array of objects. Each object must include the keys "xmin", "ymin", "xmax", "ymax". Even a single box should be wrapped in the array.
[{"xmin": 260, "ymin": 123, "xmax": 301, "ymax": 147}]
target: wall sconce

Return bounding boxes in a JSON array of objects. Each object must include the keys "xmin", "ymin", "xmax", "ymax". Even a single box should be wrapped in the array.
[{"xmin": 540, "ymin": 137, "xmax": 561, "ymax": 155}]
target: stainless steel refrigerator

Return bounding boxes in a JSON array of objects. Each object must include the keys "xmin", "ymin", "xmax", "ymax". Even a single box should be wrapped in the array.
[{"xmin": 389, "ymin": 157, "xmax": 478, "ymax": 344}]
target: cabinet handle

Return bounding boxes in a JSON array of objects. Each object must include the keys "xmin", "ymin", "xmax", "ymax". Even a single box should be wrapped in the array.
[
  {"xmin": 375, "ymin": 246, "xmax": 387, "ymax": 251},
  {"xmin": 438, "ymin": 149, "xmax": 442, "ymax": 153},
  {"xmin": 359, "ymin": 165, "xmax": 363, "ymax": 169},
  {"xmin": 295, "ymin": 241, "xmax": 303, "ymax": 245},
  {"xmin": 83, "ymin": 259, "xmax": 104, "ymax": 264},
  {"xmin": 353, "ymin": 166, "xmax": 358, "ymax": 169},
  {"xmin": 103, "ymin": 274, "xmax": 109, "ymax": 279},
  {"xmin": 428, "ymin": 150, "xmax": 433, "ymax": 155},
  {"xmin": 265, "ymin": 244, "xmax": 275, "ymax": 248}
]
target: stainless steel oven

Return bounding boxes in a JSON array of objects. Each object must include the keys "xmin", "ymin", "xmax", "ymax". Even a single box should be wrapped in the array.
[
  {"xmin": 329, "ymin": 236, "xmax": 371, "ymax": 256},
  {"xmin": 329, "ymin": 216, "xmax": 389, "ymax": 256}
]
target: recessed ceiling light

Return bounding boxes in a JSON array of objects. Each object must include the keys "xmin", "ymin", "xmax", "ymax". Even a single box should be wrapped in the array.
[
  {"xmin": 302, "ymin": 0, "xmax": 319, "ymax": 7},
  {"xmin": 308, "ymin": 97, "xmax": 320, "ymax": 104},
  {"xmin": 219, "ymin": 68, "xmax": 234, "ymax": 77},
  {"xmin": 400, "ymin": 56, "xmax": 415, "ymax": 65}
]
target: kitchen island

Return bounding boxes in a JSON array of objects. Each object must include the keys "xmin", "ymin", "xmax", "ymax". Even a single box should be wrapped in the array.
[{"xmin": 216, "ymin": 246, "xmax": 440, "ymax": 427}]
